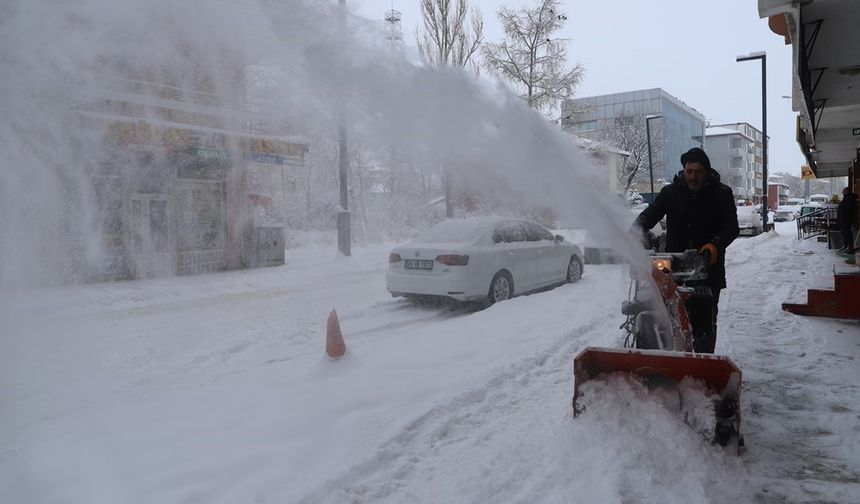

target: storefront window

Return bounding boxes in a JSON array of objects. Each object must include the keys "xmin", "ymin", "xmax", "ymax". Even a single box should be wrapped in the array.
[
  {"xmin": 178, "ymin": 184, "xmax": 223, "ymax": 251},
  {"xmin": 150, "ymin": 199, "xmax": 168, "ymax": 253}
]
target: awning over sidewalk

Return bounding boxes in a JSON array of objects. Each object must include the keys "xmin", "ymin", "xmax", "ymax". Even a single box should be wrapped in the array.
[{"xmin": 759, "ymin": 0, "xmax": 860, "ymax": 179}]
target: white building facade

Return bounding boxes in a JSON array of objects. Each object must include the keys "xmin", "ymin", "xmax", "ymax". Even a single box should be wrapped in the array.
[{"xmin": 704, "ymin": 125, "xmax": 762, "ymax": 201}]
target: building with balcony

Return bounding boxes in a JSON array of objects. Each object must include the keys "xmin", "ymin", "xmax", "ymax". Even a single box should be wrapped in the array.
[
  {"xmin": 705, "ymin": 125, "xmax": 763, "ymax": 201},
  {"xmin": 708, "ymin": 123, "xmax": 765, "ymax": 198}
]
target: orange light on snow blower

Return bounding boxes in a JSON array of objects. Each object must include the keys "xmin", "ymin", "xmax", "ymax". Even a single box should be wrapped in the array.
[{"xmin": 651, "ymin": 258, "xmax": 672, "ymax": 272}]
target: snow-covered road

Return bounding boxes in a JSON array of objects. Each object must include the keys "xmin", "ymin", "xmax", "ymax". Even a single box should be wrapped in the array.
[{"xmin": 1, "ymin": 223, "xmax": 858, "ymax": 503}]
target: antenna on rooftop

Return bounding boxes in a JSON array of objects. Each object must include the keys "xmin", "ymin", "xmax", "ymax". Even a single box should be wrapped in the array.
[{"xmin": 384, "ymin": 6, "xmax": 403, "ymax": 50}]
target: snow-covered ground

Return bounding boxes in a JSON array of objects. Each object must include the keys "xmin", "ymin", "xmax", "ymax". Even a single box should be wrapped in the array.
[{"xmin": 1, "ymin": 222, "xmax": 858, "ymax": 504}]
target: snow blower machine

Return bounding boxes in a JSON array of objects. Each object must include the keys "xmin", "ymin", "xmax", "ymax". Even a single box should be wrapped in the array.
[{"xmin": 572, "ymin": 249, "xmax": 744, "ymax": 452}]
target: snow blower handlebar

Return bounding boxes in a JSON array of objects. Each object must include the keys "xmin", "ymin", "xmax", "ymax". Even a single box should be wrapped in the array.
[{"xmin": 645, "ymin": 249, "xmax": 709, "ymax": 284}]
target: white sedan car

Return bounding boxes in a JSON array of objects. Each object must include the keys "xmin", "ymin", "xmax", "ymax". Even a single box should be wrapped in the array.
[
  {"xmin": 386, "ymin": 216, "xmax": 584, "ymax": 304},
  {"xmin": 736, "ymin": 206, "xmax": 763, "ymax": 236},
  {"xmin": 773, "ymin": 207, "xmax": 798, "ymax": 222}
]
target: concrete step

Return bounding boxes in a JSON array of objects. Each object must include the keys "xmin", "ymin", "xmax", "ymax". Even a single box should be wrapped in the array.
[{"xmin": 782, "ymin": 274, "xmax": 860, "ymax": 320}]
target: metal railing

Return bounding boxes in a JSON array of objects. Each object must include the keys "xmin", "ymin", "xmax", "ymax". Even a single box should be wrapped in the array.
[{"xmin": 796, "ymin": 207, "xmax": 838, "ymax": 243}]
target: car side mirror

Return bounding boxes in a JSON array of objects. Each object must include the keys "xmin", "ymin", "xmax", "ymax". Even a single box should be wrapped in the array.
[{"xmin": 554, "ymin": 234, "xmax": 564, "ymax": 243}]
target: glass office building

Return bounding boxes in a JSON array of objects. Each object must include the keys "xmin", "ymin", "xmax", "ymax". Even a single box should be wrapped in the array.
[{"xmin": 562, "ymin": 88, "xmax": 706, "ymax": 184}]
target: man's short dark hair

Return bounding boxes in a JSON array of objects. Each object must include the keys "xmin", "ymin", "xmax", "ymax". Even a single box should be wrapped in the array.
[{"xmin": 680, "ymin": 147, "xmax": 712, "ymax": 171}]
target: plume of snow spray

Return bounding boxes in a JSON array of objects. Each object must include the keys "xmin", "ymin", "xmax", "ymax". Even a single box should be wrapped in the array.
[{"xmin": 0, "ymin": 0, "xmax": 654, "ymax": 293}]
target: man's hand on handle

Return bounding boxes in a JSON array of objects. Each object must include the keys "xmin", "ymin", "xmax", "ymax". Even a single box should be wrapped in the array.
[{"xmin": 699, "ymin": 243, "xmax": 718, "ymax": 266}]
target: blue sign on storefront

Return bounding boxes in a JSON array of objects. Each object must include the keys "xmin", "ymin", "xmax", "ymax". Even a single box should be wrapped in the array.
[{"xmin": 249, "ymin": 152, "xmax": 297, "ymax": 165}]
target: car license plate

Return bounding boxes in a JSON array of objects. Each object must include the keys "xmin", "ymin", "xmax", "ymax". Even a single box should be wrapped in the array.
[{"xmin": 405, "ymin": 259, "xmax": 434, "ymax": 270}]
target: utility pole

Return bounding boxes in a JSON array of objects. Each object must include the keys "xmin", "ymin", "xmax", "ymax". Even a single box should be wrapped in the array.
[
  {"xmin": 385, "ymin": 6, "xmax": 403, "ymax": 200},
  {"xmin": 337, "ymin": 0, "xmax": 351, "ymax": 256},
  {"xmin": 761, "ymin": 55, "xmax": 768, "ymax": 228},
  {"xmin": 645, "ymin": 114, "xmax": 662, "ymax": 201}
]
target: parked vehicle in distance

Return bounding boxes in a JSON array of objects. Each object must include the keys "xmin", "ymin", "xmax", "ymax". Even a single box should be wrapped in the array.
[
  {"xmin": 736, "ymin": 205, "xmax": 763, "ymax": 236},
  {"xmin": 798, "ymin": 203, "xmax": 823, "ymax": 217},
  {"xmin": 773, "ymin": 207, "xmax": 798, "ymax": 222},
  {"xmin": 561, "ymin": 206, "xmax": 665, "ymax": 264},
  {"xmin": 386, "ymin": 216, "xmax": 584, "ymax": 304}
]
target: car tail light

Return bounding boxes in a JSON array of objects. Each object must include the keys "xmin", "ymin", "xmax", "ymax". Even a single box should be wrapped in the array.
[
  {"xmin": 389, "ymin": 253, "xmax": 401, "ymax": 263},
  {"xmin": 435, "ymin": 254, "xmax": 469, "ymax": 266}
]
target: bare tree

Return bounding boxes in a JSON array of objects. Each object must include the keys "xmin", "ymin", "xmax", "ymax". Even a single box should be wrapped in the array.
[
  {"xmin": 417, "ymin": 0, "xmax": 484, "ymax": 72},
  {"xmin": 560, "ymin": 96, "xmax": 594, "ymax": 127},
  {"xmin": 599, "ymin": 115, "xmax": 662, "ymax": 193},
  {"xmin": 417, "ymin": 0, "xmax": 483, "ymax": 216},
  {"xmin": 349, "ymin": 143, "xmax": 376, "ymax": 236},
  {"xmin": 482, "ymin": 0, "xmax": 584, "ymax": 114}
]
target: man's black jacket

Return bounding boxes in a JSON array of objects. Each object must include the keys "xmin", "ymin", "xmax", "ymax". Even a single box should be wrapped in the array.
[
  {"xmin": 634, "ymin": 170, "xmax": 740, "ymax": 290},
  {"xmin": 838, "ymin": 191, "xmax": 856, "ymax": 226}
]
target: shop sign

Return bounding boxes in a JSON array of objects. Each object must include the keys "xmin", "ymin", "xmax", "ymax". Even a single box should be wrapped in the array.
[
  {"xmin": 106, "ymin": 120, "xmax": 155, "ymax": 144},
  {"xmin": 243, "ymin": 137, "xmax": 307, "ymax": 165},
  {"xmin": 105, "ymin": 120, "xmax": 194, "ymax": 148},
  {"xmin": 249, "ymin": 152, "xmax": 300, "ymax": 165},
  {"xmin": 247, "ymin": 138, "xmax": 286, "ymax": 154},
  {"xmin": 191, "ymin": 147, "xmax": 232, "ymax": 161}
]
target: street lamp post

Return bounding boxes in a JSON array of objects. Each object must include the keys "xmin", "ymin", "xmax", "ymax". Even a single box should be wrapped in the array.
[
  {"xmin": 645, "ymin": 114, "xmax": 663, "ymax": 198},
  {"xmin": 736, "ymin": 51, "xmax": 768, "ymax": 231}
]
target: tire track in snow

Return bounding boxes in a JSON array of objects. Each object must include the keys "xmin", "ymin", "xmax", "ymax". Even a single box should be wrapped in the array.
[
  {"xmin": 92, "ymin": 270, "xmax": 386, "ymax": 320},
  {"xmin": 294, "ymin": 312, "xmax": 616, "ymax": 504},
  {"xmin": 260, "ymin": 303, "xmax": 482, "ymax": 368}
]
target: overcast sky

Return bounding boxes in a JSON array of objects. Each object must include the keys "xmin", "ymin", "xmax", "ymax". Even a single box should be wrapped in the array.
[{"xmin": 353, "ymin": 0, "xmax": 807, "ymax": 177}]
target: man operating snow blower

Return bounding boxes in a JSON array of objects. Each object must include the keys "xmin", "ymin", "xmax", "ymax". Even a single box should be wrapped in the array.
[
  {"xmin": 571, "ymin": 148, "xmax": 745, "ymax": 451},
  {"xmin": 631, "ymin": 147, "xmax": 739, "ymax": 353}
]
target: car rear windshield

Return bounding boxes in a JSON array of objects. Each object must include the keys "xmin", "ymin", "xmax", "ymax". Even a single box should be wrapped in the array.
[{"xmin": 416, "ymin": 220, "xmax": 488, "ymax": 243}]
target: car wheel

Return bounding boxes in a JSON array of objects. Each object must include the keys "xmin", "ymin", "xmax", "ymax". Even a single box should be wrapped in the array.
[
  {"xmin": 488, "ymin": 271, "xmax": 513, "ymax": 304},
  {"xmin": 566, "ymin": 256, "xmax": 583, "ymax": 283}
]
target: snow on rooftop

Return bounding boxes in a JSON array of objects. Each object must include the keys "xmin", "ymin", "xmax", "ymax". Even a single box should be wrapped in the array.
[
  {"xmin": 705, "ymin": 126, "xmax": 757, "ymax": 143},
  {"xmin": 706, "ymin": 126, "xmax": 745, "ymax": 137},
  {"xmin": 572, "ymin": 134, "xmax": 631, "ymax": 157}
]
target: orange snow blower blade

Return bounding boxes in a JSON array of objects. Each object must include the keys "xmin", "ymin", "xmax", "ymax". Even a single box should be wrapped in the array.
[
  {"xmin": 573, "ymin": 250, "xmax": 745, "ymax": 452},
  {"xmin": 572, "ymin": 347, "xmax": 744, "ymax": 453}
]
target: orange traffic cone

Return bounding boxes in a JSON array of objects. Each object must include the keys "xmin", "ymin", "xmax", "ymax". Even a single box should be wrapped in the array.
[{"xmin": 326, "ymin": 308, "xmax": 346, "ymax": 359}]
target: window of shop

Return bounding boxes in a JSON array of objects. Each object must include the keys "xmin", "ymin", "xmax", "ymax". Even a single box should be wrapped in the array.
[{"xmin": 178, "ymin": 184, "xmax": 224, "ymax": 251}]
